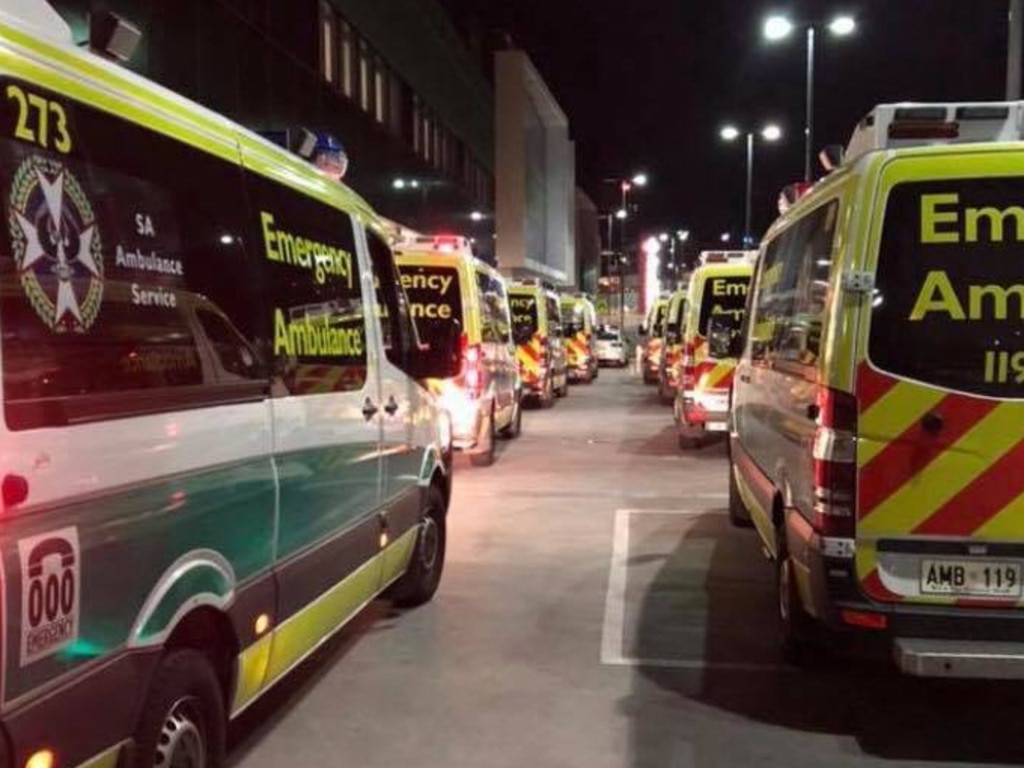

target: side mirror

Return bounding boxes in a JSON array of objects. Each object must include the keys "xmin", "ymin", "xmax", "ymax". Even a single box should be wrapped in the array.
[
  {"xmin": 407, "ymin": 321, "xmax": 462, "ymax": 380},
  {"xmin": 708, "ymin": 315, "xmax": 740, "ymax": 359},
  {"xmin": 638, "ymin": 325, "xmax": 648, "ymax": 337}
]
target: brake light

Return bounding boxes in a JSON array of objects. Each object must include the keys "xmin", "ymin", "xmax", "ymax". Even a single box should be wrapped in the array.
[
  {"xmin": 812, "ymin": 386, "xmax": 858, "ymax": 537},
  {"xmin": 460, "ymin": 334, "xmax": 483, "ymax": 396},
  {"xmin": 433, "ymin": 235, "xmax": 460, "ymax": 253},
  {"xmin": 681, "ymin": 342, "xmax": 696, "ymax": 390},
  {"xmin": 888, "ymin": 121, "xmax": 959, "ymax": 140}
]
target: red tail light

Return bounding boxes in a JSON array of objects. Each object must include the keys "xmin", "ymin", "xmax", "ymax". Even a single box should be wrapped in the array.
[
  {"xmin": 460, "ymin": 334, "xmax": 484, "ymax": 396},
  {"xmin": 812, "ymin": 386, "xmax": 858, "ymax": 537},
  {"xmin": 681, "ymin": 342, "xmax": 696, "ymax": 390}
]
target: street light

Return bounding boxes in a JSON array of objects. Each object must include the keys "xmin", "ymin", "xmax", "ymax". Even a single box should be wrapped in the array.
[
  {"xmin": 658, "ymin": 232, "xmax": 669, "ymax": 243},
  {"xmin": 470, "ymin": 211, "xmax": 484, "ymax": 222},
  {"xmin": 720, "ymin": 122, "xmax": 782, "ymax": 246},
  {"xmin": 677, "ymin": 229, "xmax": 690, "ymax": 241},
  {"xmin": 392, "ymin": 178, "xmax": 407, "ymax": 190},
  {"xmin": 721, "ymin": 232, "xmax": 732, "ymax": 243},
  {"xmin": 615, "ymin": 208, "xmax": 627, "ymax": 220},
  {"xmin": 763, "ymin": 12, "xmax": 857, "ymax": 181},
  {"xmin": 631, "ymin": 173, "xmax": 649, "ymax": 187}
]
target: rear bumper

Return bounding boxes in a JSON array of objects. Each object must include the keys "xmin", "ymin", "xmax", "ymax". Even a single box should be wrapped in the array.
[
  {"xmin": 894, "ymin": 638, "xmax": 1024, "ymax": 679},
  {"xmin": 790, "ymin": 512, "xmax": 1024, "ymax": 677},
  {"xmin": 678, "ymin": 388, "xmax": 729, "ymax": 429}
]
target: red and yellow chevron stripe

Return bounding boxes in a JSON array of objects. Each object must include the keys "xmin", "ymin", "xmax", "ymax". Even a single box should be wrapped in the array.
[
  {"xmin": 855, "ymin": 362, "xmax": 1024, "ymax": 607},
  {"xmin": 690, "ymin": 338, "xmax": 736, "ymax": 392},
  {"xmin": 567, "ymin": 331, "xmax": 591, "ymax": 367},
  {"xmin": 516, "ymin": 333, "xmax": 546, "ymax": 387}
]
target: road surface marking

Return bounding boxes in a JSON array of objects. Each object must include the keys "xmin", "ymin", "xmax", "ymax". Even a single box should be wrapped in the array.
[{"xmin": 600, "ymin": 508, "xmax": 786, "ymax": 672}]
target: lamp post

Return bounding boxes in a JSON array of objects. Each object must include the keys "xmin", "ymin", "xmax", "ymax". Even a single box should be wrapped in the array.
[
  {"xmin": 602, "ymin": 172, "xmax": 648, "ymax": 331},
  {"xmin": 720, "ymin": 123, "xmax": 782, "ymax": 246},
  {"xmin": 764, "ymin": 13, "xmax": 856, "ymax": 181}
]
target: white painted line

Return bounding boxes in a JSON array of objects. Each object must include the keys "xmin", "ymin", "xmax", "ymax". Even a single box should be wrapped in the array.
[
  {"xmin": 618, "ymin": 508, "xmax": 724, "ymax": 516},
  {"xmin": 600, "ymin": 508, "xmax": 787, "ymax": 673},
  {"xmin": 603, "ymin": 655, "xmax": 786, "ymax": 672},
  {"xmin": 600, "ymin": 509, "xmax": 631, "ymax": 666}
]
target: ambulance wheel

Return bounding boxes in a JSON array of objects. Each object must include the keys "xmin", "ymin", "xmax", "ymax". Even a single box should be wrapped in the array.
[
  {"xmin": 133, "ymin": 650, "xmax": 225, "ymax": 768},
  {"xmin": 470, "ymin": 408, "xmax": 496, "ymax": 467},
  {"xmin": 555, "ymin": 377, "xmax": 568, "ymax": 397},
  {"xmin": 389, "ymin": 486, "xmax": 447, "ymax": 608},
  {"xmin": 501, "ymin": 397, "xmax": 523, "ymax": 439},
  {"xmin": 658, "ymin": 379, "xmax": 674, "ymax": 405},
  {"xmin": 776, "ymin": 537, "xmax": 819, "ymax": 666},
  {"xmin": 728, "ymin": 465, "xmax": 753, "ymax": 528}
]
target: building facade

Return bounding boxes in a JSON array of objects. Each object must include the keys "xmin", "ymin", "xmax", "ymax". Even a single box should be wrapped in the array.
[
  {"xmin": 495, "ymin": 49, "xmax": 576, "ymax": 286},
  {"xmin": 49, "ymin": 0, "xmax": 496, "ymax": 258}
]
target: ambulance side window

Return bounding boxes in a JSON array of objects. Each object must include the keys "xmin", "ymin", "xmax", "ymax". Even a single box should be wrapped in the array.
[
  {"xmin": 546, "ymin": 296, "xmax": 562, "ymax": 336},
  {"xmin": 477, "ymin": 271, "xmax": 510, "ymax": 345},
  {"xmin": 749, "ymin": 201, "xmax": 837, "ymax": 369},
  {"xmin": 244, "ymin": 171, "xmax": 367, "ymax": 396},
  {"xmin": 0, "ymin": 77, "xmax": 267, "ymax": 430}
]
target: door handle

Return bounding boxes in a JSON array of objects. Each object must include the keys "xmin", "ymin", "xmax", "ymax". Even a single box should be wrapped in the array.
[
  {"xmin": 384, "ymin": 396, "xmax": 399, "ymax": 416},
  {"xmin": 362, "ymin": 398, "xmax": 379, "ymax": 420}
]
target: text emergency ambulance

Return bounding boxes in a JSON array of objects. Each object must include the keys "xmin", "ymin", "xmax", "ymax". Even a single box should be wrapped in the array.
[
  {"xmin": 640, "ymin": 295, "xmax": 670, "ymax": 384},
  {"xmin": 509, "ymin": 281, "xmax": 569, "ymax": 405},
  {"xmin": 560, "ymin": 294, "xmax": 599, "ymax": 383},
  {"xmin": 730, "ymin": 102, "xmax": 1024, "ymax": 674},
  {"xmin": 674, "ymin": 251, "xmax": 755, "ymax": 448}
]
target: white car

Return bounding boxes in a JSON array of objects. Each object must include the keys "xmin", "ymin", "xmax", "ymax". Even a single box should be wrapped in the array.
[{"xmin": 595, "ymin": 327, "xmax": 628, "ymax": 366}]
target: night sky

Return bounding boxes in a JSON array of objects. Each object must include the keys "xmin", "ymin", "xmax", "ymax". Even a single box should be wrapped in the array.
[{"xmin": 446, "ymin": 1, "xmax": 1008, "ymax": 250}]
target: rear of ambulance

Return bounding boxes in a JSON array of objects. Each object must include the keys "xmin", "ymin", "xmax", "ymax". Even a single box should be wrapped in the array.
[{"xmin": 842, "ymin": 107, "xmax": 1024, "ymax": 677}]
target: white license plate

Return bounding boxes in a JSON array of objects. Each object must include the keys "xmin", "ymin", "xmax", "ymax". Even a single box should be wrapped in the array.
[
  {"xmin": 920, "ymin": 558, "xmax": 1022, "ymax": 597},
  {"xmin": 706, "ymin": 422, "xmax": 728, "ymax": 432}
]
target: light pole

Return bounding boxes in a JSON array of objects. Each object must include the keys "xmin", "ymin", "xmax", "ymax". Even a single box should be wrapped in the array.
[
  {"xmin": 764, "ymin": 13, "xmax": 856, "ymax": 181},
  {"xmin": 720, "ymin": 123, "xmax": 782, "ymax": 246},
  {"xmin": 603, "ymin": 172, "xmax": 648, "ymax": 331}
]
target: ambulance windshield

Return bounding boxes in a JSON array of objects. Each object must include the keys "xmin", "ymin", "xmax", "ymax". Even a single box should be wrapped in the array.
[{"xmin": 510, "ymin": 293, "xmax": 539, "ymax": 345}]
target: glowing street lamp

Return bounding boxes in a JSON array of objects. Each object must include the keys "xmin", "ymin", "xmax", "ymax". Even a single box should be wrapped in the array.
[
  {"xmin": 720, "ymin": 123, "xmax": 783, "ymax": 246},
  {"xmin": 764, "ymin": 12, "xmax": 857, "ymax": 180},
  {"xmin": 470, "ymin": 211, "xmax": 484, "ymax": 222},
  {"xmin": 631, "ymin": 172, "xmax": 649, "ymax": 187}
]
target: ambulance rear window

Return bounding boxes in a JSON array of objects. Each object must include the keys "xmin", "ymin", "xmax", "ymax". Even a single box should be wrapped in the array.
[
  {"xmin": 398, "ymin": 265, "xmax": 463, "ymax": 345},
  {"xmin": 871, "ymin": 178, "xmax": 1024, "ymax": 398},
  {"xmin": 509, "ymin": 293, "xmax": 539, "ymax": 345},
  {"xmin": 698, "ymin": 276, "xmax": 750, "ymax": 336},
  {"xmin": 650, "ymin": 304, "xmax": 666, "ymax": 335}
]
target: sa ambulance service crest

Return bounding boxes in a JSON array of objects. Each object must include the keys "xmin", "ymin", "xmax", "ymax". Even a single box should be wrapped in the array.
[{"xmin": 7, "ymin": 155, "xmax": 103, "ymax": 333}]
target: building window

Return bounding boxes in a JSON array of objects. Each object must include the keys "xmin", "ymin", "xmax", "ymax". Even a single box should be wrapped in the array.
[
  {"xmin": 319, "ymin": 2, "xmax": 337, "ymax": 86},
  {"xmin": 374, "ymin": 56, "xmax": 387, "ymax": 124},
  {"xmin": 339, "ymin": 20, "xmax": 354, "ymax": 98},
  {"xmin": 358, "ymin": 38, "xmax": 371, "ymax": 113}
]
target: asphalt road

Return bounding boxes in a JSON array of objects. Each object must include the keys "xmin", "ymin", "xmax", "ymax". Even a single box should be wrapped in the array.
[{"xmin": 229, "ymin": 368, "xmax": 1024, "ymax": 768}]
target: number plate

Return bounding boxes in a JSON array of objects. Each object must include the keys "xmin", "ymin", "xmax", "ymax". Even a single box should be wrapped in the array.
[
  {"xmin": 706, "ymin": 421, "xmax": 728, "ymax": 432},
  {"xmin": 920, "ymin": 558, "xmax": 1022, "ymax": 597}
]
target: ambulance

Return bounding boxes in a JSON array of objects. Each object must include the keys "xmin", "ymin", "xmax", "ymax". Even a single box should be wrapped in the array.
[
  {"xmin": 560, "ymin": 294, "xmax": 599, "ymax": 383},
  {"xmin": 0, "ymin": 5, "xmax": 459, "ymax": 767},
  {"xmin": 730, "ymin": 102, "xmax": 1024, "ymax": 675},
  {"xmin": 509, "ymin": 281, "xmax": 568, "ymax": 406},
  {"xmin": 639, "ymin": 294, "xmax": 670, "ymax": 384},
  {"xmin": 674, "ymin": 252, "xmax": 754, "ymax": 447},
  {"xmin": 395, "ymin": 235, "xmax": 522, "ymax": 466},
  {"xmin": 657, "ymin": 285, "xmax": 688, "ymax": 404}
]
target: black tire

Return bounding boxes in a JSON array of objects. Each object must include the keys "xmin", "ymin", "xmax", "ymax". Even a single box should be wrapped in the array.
[
  {"xmin": 133, "ymin": 650, "xmax": 225, "ymax": 768},
  {"xmin": 728, "ymin": 464, "xmax": 753, "ymax": 528},
  {"xmin": 470, "ymin": 408, "xmax": 496, "ymax": 467},
  {"xmin": 500, "ymin": 397, "xmax": 523, "ymax": 439},
  {"xmin": 777, "ymin": 535, "xmax": 819, "ymax": 666},
  {"xmin": 658, "ymin": 379, "xmax": 674, "ymax": 405},
  {"xmin": 389, "ymin": 486, "xmax": 447, "ymax": 608}
]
